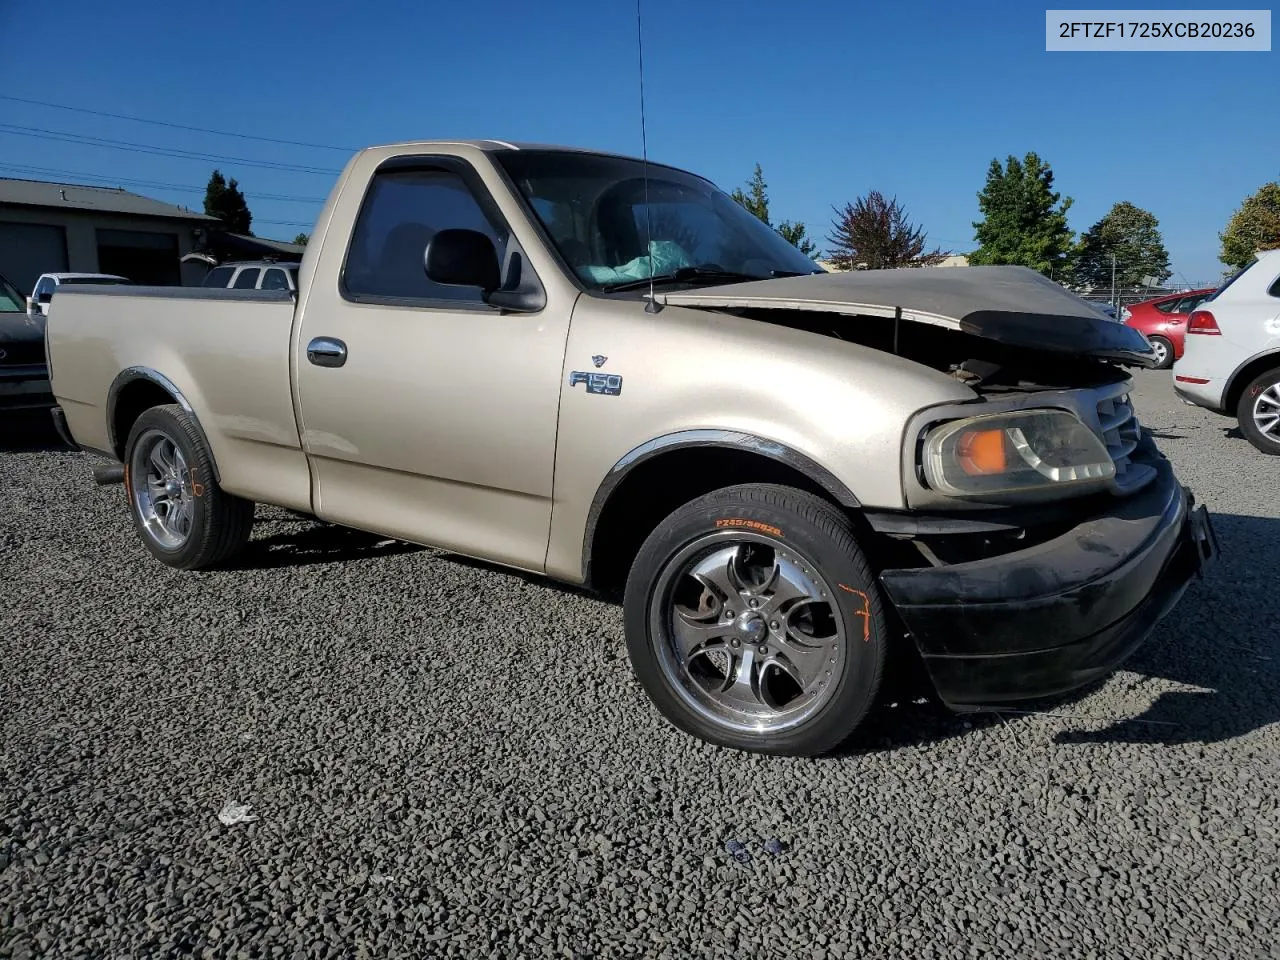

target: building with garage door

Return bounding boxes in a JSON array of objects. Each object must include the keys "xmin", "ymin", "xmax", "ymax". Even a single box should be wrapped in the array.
[{"xmin": 0, "ymin": 178, "xmax": 218, "ymax": 295}]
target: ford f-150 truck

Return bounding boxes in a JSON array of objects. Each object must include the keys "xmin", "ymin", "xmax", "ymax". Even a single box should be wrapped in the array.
[{"xmin": 44, "ymin": 139, "xmax": 1218, "ymax": 756}]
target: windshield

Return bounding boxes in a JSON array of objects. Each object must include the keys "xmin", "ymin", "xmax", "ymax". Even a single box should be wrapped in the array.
[
  {"xmin": 0, "ymin": 274, "xmax": 23, "ymax": 312},
  {"xmin": 493, "ymin": 150, "xmax": 822, "ymax": 291}
]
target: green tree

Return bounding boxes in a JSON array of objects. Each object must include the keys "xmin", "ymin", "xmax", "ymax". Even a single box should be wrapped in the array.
[
  {"xmin": 292, "ymin": 232, "xmax": 310, "ymax": 246},
  {"xmin": 729, "ymin": 162, "xmax": 820, "ymax": 259},
  {"xmin": 776, "ymin": 220, "xmax": 818, "ymax": 258},
  {"xmin": 203, "ymin": 170, "xmax": 253, "ymax": 235},
  {"xmin": 969, "ymin": 152, "xmax": 1074, "ymax": 276},
  {"xmin": 825, "ymin": 190, "xmax": 949, "ymax": 270},
  {"xmin": 1219, "ymin": 182, "xmax": 1280, "ymax": 269},
  {"xmin": 730, "ymin": 163, "xmax": 771, "ymax": 223},
  {"xmin": 1071, "ymin": 201, "xmax": 1171, "ymax": 290}
]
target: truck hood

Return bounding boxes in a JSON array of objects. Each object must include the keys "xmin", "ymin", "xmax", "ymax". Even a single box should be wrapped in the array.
[{"xmin": 660, "ymin": 265, "xmax": 1155, "ymax": 366}]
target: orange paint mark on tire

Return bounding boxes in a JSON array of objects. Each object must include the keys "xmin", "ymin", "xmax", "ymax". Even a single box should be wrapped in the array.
[
  {"xmin": 714, "ymin": 518, "xmax": 783, "ymax": 537},
  {"xmin": 838, "ymin": 583, "xmax": 872, "ymax": 642},
  {"xmin": 190, "ymin": 467, "xmax": 205, "ymax": 497}
]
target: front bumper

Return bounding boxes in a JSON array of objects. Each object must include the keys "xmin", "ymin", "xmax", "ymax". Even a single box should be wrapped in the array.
[{"xmin": 878, "ymin": 449, "xmax": 1216, "ymax": 709}]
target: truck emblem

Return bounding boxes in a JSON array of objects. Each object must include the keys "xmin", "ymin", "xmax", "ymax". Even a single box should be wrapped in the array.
[
  {"xmin": 591, "ymin": 354, "xmax": 607, "ymax": 367},
  {"xmin": 569, "ymin": 371, "xmax": 623, "ymax": 396}
]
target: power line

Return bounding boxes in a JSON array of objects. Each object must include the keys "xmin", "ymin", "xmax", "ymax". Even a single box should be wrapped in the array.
[
  {"xmin": 0, "ymin": 94, "xmax": 356, "ymax": 153},
  {"xmin": 0, "ymin": 123, "xmax": 343, "ymax": 175},
  {"xmin": 0, "ymin": 162, "xmax": 326, "ymax": 203}
]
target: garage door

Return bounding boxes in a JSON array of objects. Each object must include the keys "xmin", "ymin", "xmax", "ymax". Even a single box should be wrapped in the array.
[
  {"xmin": 0, "ymin": 222, "xmax": 69, "ymax": 296},
  {"xmin": 96, "ymin": 228, "xmax": 181, "ymax": 286}
]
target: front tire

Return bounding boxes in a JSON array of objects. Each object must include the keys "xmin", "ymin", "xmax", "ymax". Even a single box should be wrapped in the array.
[
  {"xmin": 622, "ymin": 483, "xmax": 888, "ymax": 756},
  {"xmin": 1148, "ymin": 335, "xmax": 1174, "ymax": 369},
  {"xmin": 124, "ymin": 405, "xmax": 255, "ymax": 569},
  {"xmin": 1236, "ymin": 367, "xmax": 1280, "ymax": 455}
]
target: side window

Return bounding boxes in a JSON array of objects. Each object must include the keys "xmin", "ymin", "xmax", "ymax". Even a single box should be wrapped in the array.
[
  {"xmin": 233, "ymin": 268, "xmax": 261, "ymax": 289},
  {"xmin": 261, "ymin": 268, "xmax": 290, "ymax": 290},
  {"xmin": 342, "ymin": 165, "xmax": 506, "ymax": 303},
  {"xmin": 1153, "ymin": 298, "xmax": 1179, "ymax": 314},
  {"xmin": 35, "ymin": 277, "xmax": 56, "ymax": 301},
  {"xmin": 203, "ymin": 266, "xmax": 235, "ymax": 288},
  {"xmin": 1268, "ymin": 273, "xmax": 1280, "ymax": 299}
]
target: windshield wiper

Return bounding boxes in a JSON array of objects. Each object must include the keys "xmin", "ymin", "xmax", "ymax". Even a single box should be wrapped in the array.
[{"xmin": 602, "ymin": 266, "xmax": 778, "ymax": 293}]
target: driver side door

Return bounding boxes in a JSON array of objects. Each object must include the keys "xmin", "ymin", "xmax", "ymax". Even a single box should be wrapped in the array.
[{"xmin": 292, "ymin": 155, "xmax": 571, "ymax": 573}]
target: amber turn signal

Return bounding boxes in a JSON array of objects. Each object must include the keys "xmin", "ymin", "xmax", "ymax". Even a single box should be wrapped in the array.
[{"xmin": 956, "ymin": 428, "xmax": 1008, "ymax": 476}]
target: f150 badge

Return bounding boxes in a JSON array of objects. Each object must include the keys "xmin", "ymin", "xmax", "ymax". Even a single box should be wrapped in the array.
[{"xmin": 569, "ymin": 370, "xmax": 623, "ymax": 396}]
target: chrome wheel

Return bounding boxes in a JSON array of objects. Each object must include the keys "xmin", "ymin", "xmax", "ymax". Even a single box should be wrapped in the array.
[
  {"xmin": 129, "ymin": 429, "xmax": 195, "ymax": 549},
  {"xmin": 649, "ymin": 533, "xmax": 847, "ymax": 735},
  {"xmin": 1252, "ymin": 381, "xmax": 1280, "ymax": 440}
]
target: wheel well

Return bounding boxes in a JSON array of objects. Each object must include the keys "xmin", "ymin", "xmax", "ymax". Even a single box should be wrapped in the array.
[
  {"xmin": 585, "ymin": 447, "xmax": 857, "ymax": 598},
  {"xmin": 1225, "ymin": 352, "xmax": 1280, "ymax": 414},
  {"xmin": 111, "ymin": 380, "xmax": 177, "ymax": 459}
]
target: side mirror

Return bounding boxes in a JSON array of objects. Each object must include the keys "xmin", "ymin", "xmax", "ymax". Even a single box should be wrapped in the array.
[
  {"xmin": 26, "ymin": 296, "xmax": 37, "ymax": 315},
  {"xmin": 424, "ymin": 228, "xmax": 500, "ymax": 294}
]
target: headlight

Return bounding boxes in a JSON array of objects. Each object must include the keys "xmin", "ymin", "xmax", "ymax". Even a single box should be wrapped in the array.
[{"xmin": 921, "ymin": 409, "xmax": 1114, "ymax": 498}]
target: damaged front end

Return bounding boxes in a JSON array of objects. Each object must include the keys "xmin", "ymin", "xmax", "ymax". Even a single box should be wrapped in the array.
[{"xmin": 664, "ymin": 265, "xmax": 1218, "ymax": 709}]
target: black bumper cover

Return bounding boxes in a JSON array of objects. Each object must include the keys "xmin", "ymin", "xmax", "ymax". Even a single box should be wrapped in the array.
[{"xmin": 879, "ymin": 450, "xmax": 1217, "ymax": 710}]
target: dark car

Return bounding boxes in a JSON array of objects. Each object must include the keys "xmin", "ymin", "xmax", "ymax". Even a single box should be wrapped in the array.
[
  {"xmin": 1121, "ymin": 288, "xmax": 1217, "ymax": 369},
  {"xmin": 0, "ymin": 271, "xmax": 54, "ymax": 412}
]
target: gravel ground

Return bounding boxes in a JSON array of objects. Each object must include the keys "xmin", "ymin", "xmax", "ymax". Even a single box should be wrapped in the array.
[{"xmin": 2, "ymin": 369, "xmax": 1278, "ymax": 960}]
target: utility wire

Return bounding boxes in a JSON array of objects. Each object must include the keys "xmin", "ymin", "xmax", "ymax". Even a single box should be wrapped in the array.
[
  {"xmin": 0, "ymin": 94, "xmax": 356, "ymax": 152},
  {"xmin": 0, "ymin": 124, "xmax": 342, "ymax": 175},
  {"xmin": 0, "ymin": 162, "xmax": 326, "ymax": 203}
]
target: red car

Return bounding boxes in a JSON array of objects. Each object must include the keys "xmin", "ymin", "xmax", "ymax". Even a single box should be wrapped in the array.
[{"xmin": 1122, "ymin": 288, "xmax": 1217, "ymax": 369}]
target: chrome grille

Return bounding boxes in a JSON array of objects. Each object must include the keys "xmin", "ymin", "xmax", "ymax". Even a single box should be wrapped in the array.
[{"xmin": 1095, "ymin": 390, "xmax": 1145, "ymax": 490}]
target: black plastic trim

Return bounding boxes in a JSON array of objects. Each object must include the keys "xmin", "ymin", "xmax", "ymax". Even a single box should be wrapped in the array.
[
  {"xmin": 49, "ymin": 404, "xmax": 80, "ymax": 450},
  {"xmin": 1223, "ymin": 347, "xmax": 1280, "ymax": 413},
  {"xmin": 581, "ymin": 429, "xmax": 862, "ymax": 577},
  {"xmin": 52, "ymin": 285, "xmax": 294, "ymax": 303}
]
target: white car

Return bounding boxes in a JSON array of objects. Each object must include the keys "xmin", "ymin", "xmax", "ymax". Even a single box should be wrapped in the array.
[
  {"xmin": 27, "ymin": 272, "xmax": 132, "ymax": 316},
  {"xmin": 1173, "ymin": 248, "xmax": 1280, "ymax": 454}
]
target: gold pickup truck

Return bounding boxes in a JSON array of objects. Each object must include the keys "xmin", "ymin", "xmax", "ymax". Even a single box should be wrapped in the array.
[{"xmin": 45, "ymin": 140, "xmax": 1217, "ymax": 756}]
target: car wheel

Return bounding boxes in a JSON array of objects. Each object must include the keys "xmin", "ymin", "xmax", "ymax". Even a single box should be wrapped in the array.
[
  {"xmin": 622, "ymin": 483, "xmax": 888, "ymax": 756},
  {"xmin": 1148, "ymin": 336, "xmax": 1174, "ymax": 369},
  {"xmin": 1236, "ymin": 367, "xmax": 1280, "ymax": 455},
  {"xmin": 124, "ymin": 404, "xmax": 255, "ymax": 568}
]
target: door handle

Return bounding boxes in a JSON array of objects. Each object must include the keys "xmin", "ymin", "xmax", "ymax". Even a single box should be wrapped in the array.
[{"xmin": 307, "ymin": 337, "xmax": 347, "ymax": 367}]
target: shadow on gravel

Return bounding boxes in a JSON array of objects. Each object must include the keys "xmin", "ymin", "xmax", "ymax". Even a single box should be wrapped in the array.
[
  {"xmin": 226, "ymin": 517, "xmax": 425, "ymax": 570},
  {"xmin": 1051, "ymin": 511, "xmax": 1280, "ymax": 747},
  {"xmin": 0, "ymin": 408, "xmax": 72, "ymax": 453}
]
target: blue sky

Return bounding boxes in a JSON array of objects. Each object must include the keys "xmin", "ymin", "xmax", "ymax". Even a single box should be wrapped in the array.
[{"xmin": 1, "ymin": 0, "xmax": 1275, "ymax": 282}]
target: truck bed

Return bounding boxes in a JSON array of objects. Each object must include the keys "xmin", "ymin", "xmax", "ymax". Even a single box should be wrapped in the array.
[{"xmin": 46, "ymin": 285, "xmax": 313, "ymax": 511}]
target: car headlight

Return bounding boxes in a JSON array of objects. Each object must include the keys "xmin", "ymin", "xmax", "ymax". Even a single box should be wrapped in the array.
[{"xmin": 921, "ymin": 409, "xmax": 1114, "ymax": 498}]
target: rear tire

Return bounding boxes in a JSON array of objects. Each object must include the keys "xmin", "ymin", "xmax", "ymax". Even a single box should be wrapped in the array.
[
  {"xmin": 622, "ymin": 483, "xmax": 888, "ymax": 756},
  {"xmin": 124, "ymin": 405, "xmax": 255, "ymax": 569},
  {"xmin": 1236, "ymin": 367, "xmax": 1280, "ymax": 455},
  {"xmin": 1148, "ymin": 335, "xmax": 1174, "ymax": 370}
]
